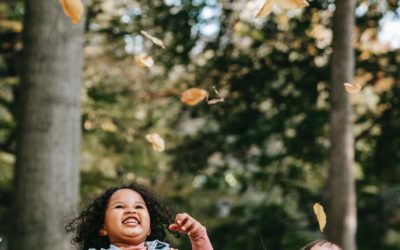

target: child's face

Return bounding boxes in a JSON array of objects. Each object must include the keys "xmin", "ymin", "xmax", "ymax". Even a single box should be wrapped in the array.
[{"xmin": 100, "ymin": 189, "xmax": 151, "ymax": 247}]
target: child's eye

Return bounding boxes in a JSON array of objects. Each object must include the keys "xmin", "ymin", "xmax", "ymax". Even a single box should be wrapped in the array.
[
  {"xmin": 135, "ymin": 205, "xmax": 144, "ymax": 209},
  {"xmin": 115, "ymin": 205, "xmax": 124, "ymax": 209}
]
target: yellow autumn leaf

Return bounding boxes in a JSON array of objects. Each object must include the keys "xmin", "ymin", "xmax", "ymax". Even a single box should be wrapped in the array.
[
  {"xmin": 343, "ymin": 82, "xmax": 362, "ymax": 94},
  {"xmin": 181, "ymin": 88, "xmax": 209, "ymax": 106},
  {"xmin": 257, "ymin": 0, "xmax": 309, "ymax": 17},
  {"xmin": 145, "ymin": 133, "xmax": 165, "ymax": 152},
  {"xmin": 140, "ymin": 30, "xmax": 166, "ymax": 49},
  {"xmin": 135, "ymin": 55, "xmax": 154, "ymax": 68},
  {"xmin": 59, "ymin": 0, "xmax": 84, "ymax": 24},
  {"xmin": 276, "ymin": 0, "xmax": 309, "ymax": 9},
  {"xmin": 256, "ymin": 0, "xmax": 274, "ymax": 18},
  {"xmin": 313, "ymin": 202, "xmax": 327, "ymax": 232}
]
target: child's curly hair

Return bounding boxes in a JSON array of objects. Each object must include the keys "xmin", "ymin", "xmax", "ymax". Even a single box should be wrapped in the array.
[
  {"xmin": 65, "ymin": 183, "xmax": 178, "ymax": 249},
  {"xmin": 301, "ymin": 239, "xmax": 342, "ymax": 250}
]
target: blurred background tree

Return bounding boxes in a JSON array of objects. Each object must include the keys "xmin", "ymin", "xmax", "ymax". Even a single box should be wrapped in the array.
[
  {"xmin": 1, "ymin": 0, "xmax": 400, "ymax": 249},
  {"xmin": 2, "ymin": 0, "xmax": 85, "ymax": 249},
  {"xmin": 327, "ymin": 0, "xmax": 357, "ymax": 248}
]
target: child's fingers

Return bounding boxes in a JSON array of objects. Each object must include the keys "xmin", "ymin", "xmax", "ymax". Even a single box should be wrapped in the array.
[
  {"xmin": 175, "ymin": 213, "xmax": 191, "ymax": 231},
  {"xmin": 173, "ymin": 213, "xmax": 201, "ymax": 234},
  {"xmin": 172, "ymin": 212, "xmax": 206, "ymax": 240},
  {"xmin": 168, "ymin": 223, "xmax": 180, "ymax": 231},
  {"xmin": 180, "ymin": 219, "xmax": 196, "ymax": 232},
  {"xmin": 187, "ymin": 223, "xmax": 201, "ymax": 236},
  {"xmin": 169, "ymin": 222, "xmax": 191, "ymax": 233},
  {"xmin": 175, "ymin": 213, "xmax": 190, "ymax": 226}
]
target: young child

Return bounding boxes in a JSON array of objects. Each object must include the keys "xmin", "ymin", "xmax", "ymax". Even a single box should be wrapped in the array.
[
  {"xmin": 66, "ymin": 183, "xmax": 213, "ymax": 250},
  {"xmin": 301, "ymin": 239, "xmax": 342, "ymax": 250}
]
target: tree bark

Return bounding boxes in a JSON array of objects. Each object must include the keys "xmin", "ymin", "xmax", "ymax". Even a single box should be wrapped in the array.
[
  {"xmin": 9, "ymin": 0, "xmax": 84, "ymax": 249},
  {"xmin": 327, "ymin": 0, "xmax": 357, "ymax": 249}
]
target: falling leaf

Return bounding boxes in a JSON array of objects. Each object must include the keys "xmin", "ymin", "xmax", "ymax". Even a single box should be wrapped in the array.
[
  {"xmin": 207, "ymin": 98, "xmax": 225, "ymax": 105},
  {"xmin": 140, "ymin": 31, "xmax": 166, "ymax": 49},
  {"xmin": 313, "ymin": 203, "xmax": 327, "ymax": 232},
  {"xmin": 145, "ymin": 133, "xmax": 165, "ymax": 152},
  {"xmin": 135, "ymin": 55, "xmax": 154, "ymax": 68},
  {"xmin": 207, "ymin": 86, "xmax": 225, "ymax": 105},
  {"xmin": 59, "ymin": 0, "xmax": 84, "ymax": 24},
  {"xmin": 256, "ymin": 0, "xmax": 274, "ymax": 18},
  {"xmin": 256, "ymin": 0, "xmax": 309, "ymax": 17},
  {"xmin": 343, "ymin": 82, "xmax": 362, "ymax": 94},
  {"xmin": 181, "ymin": 88, "xmax": 208, "ymax": 106},
  {"xmin": 276, "ymin": 0, "xmax": 309, "ymax": 9}
]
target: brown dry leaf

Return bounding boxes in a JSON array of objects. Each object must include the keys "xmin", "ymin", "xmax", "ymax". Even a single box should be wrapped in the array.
[
  {"xmin": 181, "ymin": 88, "xmax": 208, "ymax": 106},
  {"xmin": 59, "ymin": 0, "xmax": 84, "ymax": 24},
  {"xmin": 145, "ymin": 133, "xmax": 165, "ymax": 152},
  {"xmin": 135, "ymin": 55, "xmax": 154, "ymax": 68},
  {"xmin": 256, "ymin": 0, "xmax": 274, "ymax": 18},
  {"xmin": 313, "ymin": 203, "xmax": 327, "ymax": 232},
  {"xmin": 276, "ymin": 0, "xmax": 309, "ymax": 9},
  {"xmin": 140, "ymin": 31, "xmax": 166, "ymax": 49},
  {"xmin": 207, "ymin": 86, "xmax": 225, "ymax": 105},
  {"xmin": 344, "ymin": 82, "xmax": 362, "ymax": 94}
]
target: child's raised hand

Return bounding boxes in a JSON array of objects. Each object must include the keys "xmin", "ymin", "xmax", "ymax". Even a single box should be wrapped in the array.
[{"xmin": 168, "ymin": 213, "xmax": 205, "ymax": 239}]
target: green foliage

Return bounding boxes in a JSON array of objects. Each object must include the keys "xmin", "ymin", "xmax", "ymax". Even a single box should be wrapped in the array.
[
  {"xmin": 0, "ymin": 0, "xmax": 23, "ymax": 243},
  {"xmin": 74, "ymin": 0, "xmax": 400, "ymax": 248},
  {"xmin": 1, "ymin": 0, "xmax": 399, "ymax": 249}
]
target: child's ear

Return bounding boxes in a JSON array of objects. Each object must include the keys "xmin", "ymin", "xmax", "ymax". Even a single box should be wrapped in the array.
[{"xmin": 100, "ymin": 227, "xmax": 108, "ymax": 236}]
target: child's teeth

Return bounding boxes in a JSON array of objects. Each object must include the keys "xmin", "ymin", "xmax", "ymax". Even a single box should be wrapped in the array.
[{"xmin": 124, "ymin": 218, "xmax": 138, "ymax": 224}]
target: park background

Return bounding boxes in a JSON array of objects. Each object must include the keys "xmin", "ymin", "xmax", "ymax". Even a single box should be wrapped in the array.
[{"xmin": 0, "ymin": 0, "xmax": 399, "ymax": 249}]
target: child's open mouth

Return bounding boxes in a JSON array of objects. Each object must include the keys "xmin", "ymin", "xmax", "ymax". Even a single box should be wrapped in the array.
[{"xmin": 122, "ymin": 217, "xmax": 139, "ymax": 226}]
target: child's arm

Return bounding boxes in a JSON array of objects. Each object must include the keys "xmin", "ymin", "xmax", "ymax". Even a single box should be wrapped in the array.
[{"xmin": 168, "ymin": 213, "xmax": 214, "ymax": 250}]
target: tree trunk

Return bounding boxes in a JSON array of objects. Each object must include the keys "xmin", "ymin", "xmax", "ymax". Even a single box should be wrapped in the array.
[
  {"xmin": 9, "ymin": 0, "xmax": 84, "ymax": 249},
  {"xmin": 327, "ymin": 0, "xmax": 357, "ymax": 249}
]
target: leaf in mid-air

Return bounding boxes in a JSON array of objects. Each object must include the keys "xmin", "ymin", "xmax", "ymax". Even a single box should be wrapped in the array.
[
  {"xmin": 135, "ymin": 55, "xmax": 154, "ymax": 68},
  {"xmin": 140, "ymin": 31, "xmax": 166, "ymax": 49},
  {"xmin": 181, "ymin": 88, "xmax": 209, "ymax": 106},
  {"xmin": 343, "ymin": 82, "xmax": 362, "ymax": 94},
  {"xmin": 275, "ymin": 0, "xmax": 309, "ymax": 9},
  {"xmin": 59, "ymin": 0, "xmax": 84, "ymax": 24},
  {"xmin": 256, "ymin": 0, "xmax": 274, "ymax": 18},
  {"xmin": 207, "ymin": 86, "xmax": 225, "ymax": 105},
  {"xmin": 145, "ymin": 133, "xmax": 165, "ymax": 152},
  {"xmin": 313, "ymin": 203, "xmax": 327, "ymax": 232},
  {"xmin": 256, "ymin": 0, "xmax": 309, "ymax": 17}
]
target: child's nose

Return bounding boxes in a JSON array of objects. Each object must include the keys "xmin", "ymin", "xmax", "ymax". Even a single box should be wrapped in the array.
[{"xmin": 125, "ymin": 208, "xmax": 136, "ymax": 214}]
